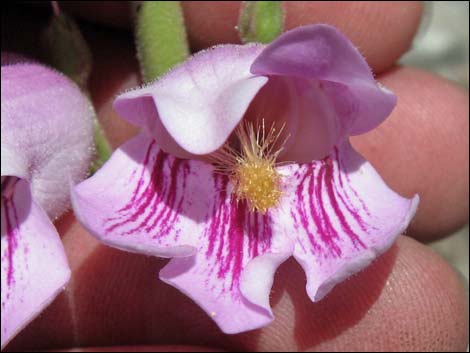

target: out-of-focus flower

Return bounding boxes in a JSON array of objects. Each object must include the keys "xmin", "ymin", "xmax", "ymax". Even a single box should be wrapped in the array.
[{"xmin": 1, "ymin": 61, "xmax": 94, "ymax": 348}]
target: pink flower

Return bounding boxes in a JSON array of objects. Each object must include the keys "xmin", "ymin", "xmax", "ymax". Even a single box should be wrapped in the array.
[
  {"xmin": 72, "ymin": 25, "xmax": 419, "ymax": 334},
  {"xmin": 1, "ymin": 61, "xmax": 94, "ymax": 348}
]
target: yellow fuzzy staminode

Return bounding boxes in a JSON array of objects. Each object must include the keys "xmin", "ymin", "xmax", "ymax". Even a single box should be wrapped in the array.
[{"xmin": 211, "ymin": 120, "xmax": 286, "ymax": 213}]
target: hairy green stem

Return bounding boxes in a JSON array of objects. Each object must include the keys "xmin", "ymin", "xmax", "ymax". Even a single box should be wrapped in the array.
[
  {"xmin": 238, "ymin": 1, "xmax": 284, "ymax": 44},
  {"xmin": 135, "ymin": 1, "xmax": 190, "ymax": 83}
]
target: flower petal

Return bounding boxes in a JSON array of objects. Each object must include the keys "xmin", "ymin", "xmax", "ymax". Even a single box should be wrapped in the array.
[
  {"xmin": 113, "ymin": 45, "xmax": 268, "ymax": 157},
  {"xmin": 244, "ymin": 76, "xmax": 341, "ymax": 162},
  {"xmin": 1, "ymin": 179, "xmax": 70, "ymax": 349},
  {"xmin": 1, "ymin": 63, "xmax": 94, "ymax": 219},
  {"xmin": 72, "ymin": 133, "xmax": 294, "ymax": 333},
  {"xmin": 71, "ymin": 132, "xmax": 212, "ymax": 257},
  {"xmin": 283, "ymin": 142, "xmax": 418, "ymax": 301},
  {"xmin": 251, "ymin": 24, "xmax": 396, "ymax": 137},
  {"xmin": 160, "ymin": 197, "xmax": 293, "ymax": 334}
]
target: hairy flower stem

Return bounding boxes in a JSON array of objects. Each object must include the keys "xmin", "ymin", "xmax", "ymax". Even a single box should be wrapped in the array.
[{"xmin": 134, "ymin": 1, "xmax": 190, "ymax": 83}]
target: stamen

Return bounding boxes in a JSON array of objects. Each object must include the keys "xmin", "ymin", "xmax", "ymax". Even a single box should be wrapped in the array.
[{"xmin": 211, "ymin": 120, "xmax": 287, "ymax": 213}]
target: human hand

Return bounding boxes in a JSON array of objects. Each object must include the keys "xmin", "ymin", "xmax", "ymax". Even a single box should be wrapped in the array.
[{"xmin": 3, "ymin": 2, "xmax": 468, "ymax": 351}]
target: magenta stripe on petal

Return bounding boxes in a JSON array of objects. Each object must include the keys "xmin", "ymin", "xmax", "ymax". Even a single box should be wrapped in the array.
[
  {"xmin": 2, "ymin": 177, "xmax": 21, "ymax": 289},
  {"xmin": 3, "ymin": 195, "xmax": 20, "ymax": 288},
  {"xmin": 116, "ymin": 139, "xmax": 156, "ymax": 215},
  {"xmin": 88, "ymin": 136, "xmax": 277, "ymax": 291},
  {"xmin": 293, "ymin": 159, "xmax": 367, "ymax": 258},
  {"xmin": 160, "ymin": 189, "xmax": 290, "ymax": 333},
  {"xmin": 103, "ymin": 148, "xmax": 194, "ymax": 246},
  {"xmin": 72, "ymin": 133, "xmax": 293, "ymax": 334},
  {"xmin": 292, "ymin": 152, "xmax": 383, "ymax": 258},
  {"xmin": 204, "ymin": 180, "xmax": 273, "ymax": 291},
  {"xmin": 323, "ymin": 157, "xmax": 366, "ymax": 249},
  {"xmin": 287, "ymin": 142, "xmax": 418, "ymax": 301},
  {"xmin": 1, "ymin": 179, "xmax": 70, "ymax": 349}
]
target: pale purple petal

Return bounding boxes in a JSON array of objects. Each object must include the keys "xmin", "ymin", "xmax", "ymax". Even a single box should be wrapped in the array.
[
  {"xmin": 113, "ymin": 45, "xmax": 268, "ymax": 157},
  {"xmin": 245, "ymin": 76, "xmax": 340, "ymax": 162},
  {"xmin": 1, "ymin": 63, "xmax": 94, "ymax": 219},
  {"xmin": 251, "ymin": 24, "xmax": 397, "ymax": 139},
  {"xmin": 1, "ymin": 179, "xmax": 70, "ymax": 349},
  {"xmin": 72, "ymin": 133, "xmax": 294, "ymax": 333},
  {"xmin": 160, "ymin": 195, "xmax": 293, "ymax": 334},
  {"xmin": 71, "ymin": 132, "xmax": 208, "ymax": 257},
  {"xmin": 281, "ymin": 142, "xmax": 418, "ymax": 301}
]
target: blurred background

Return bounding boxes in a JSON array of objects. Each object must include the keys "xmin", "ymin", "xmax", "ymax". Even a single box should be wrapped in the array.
[{"xmin": 400, "ymin": 1, "xmax": 469, "ymax": 285}]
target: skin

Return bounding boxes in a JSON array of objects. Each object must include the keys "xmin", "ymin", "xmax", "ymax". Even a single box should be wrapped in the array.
[{"xmin": 3, "ymin": 2, "xmax": 468, "ymax": 351}]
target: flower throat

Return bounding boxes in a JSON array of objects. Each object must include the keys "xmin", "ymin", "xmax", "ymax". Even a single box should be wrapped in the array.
[{"xmin": 211, "ymin": 120, "xmax": 287, "ymax": 214}]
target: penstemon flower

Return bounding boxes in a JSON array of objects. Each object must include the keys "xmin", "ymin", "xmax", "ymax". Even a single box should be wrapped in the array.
[
  {"xmin": 72, "ymin": 25, "xmax": 419, "ymax": 334},
  {"xmin": 1, "ymin": 60, "xmax": 94, "ymax": 348}
]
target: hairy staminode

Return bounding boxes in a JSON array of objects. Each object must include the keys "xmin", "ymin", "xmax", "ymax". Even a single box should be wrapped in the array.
[{"xmin": 211, "ymin": 120, "xmax": 287, "ymax": 213}]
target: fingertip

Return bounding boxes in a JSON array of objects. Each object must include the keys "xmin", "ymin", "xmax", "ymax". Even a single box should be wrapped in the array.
[
  {"xmin": 61, "ymin": 345, "xmax": 224, "ymax": 352},
  {"xmin": 182, "ymin": 1, "xmax": 423, "ymax": 73},
  {"xmin": 249, "ymin": 236, "xmax": 468, "ymax": 351},
  {"xmin": 182, "ymin": 1, "xmax": 240, "ymax": 49},
  {"xmin": 352, "ymin": 67, "xmax": 469, "ymax": 241},
  {"xmin": 284, "ymin": 2, "xmax": 423, "ymax": 73},
  {"xmin": 393, "ymin": 237, "xmax": 469, "ymax": 352}
]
